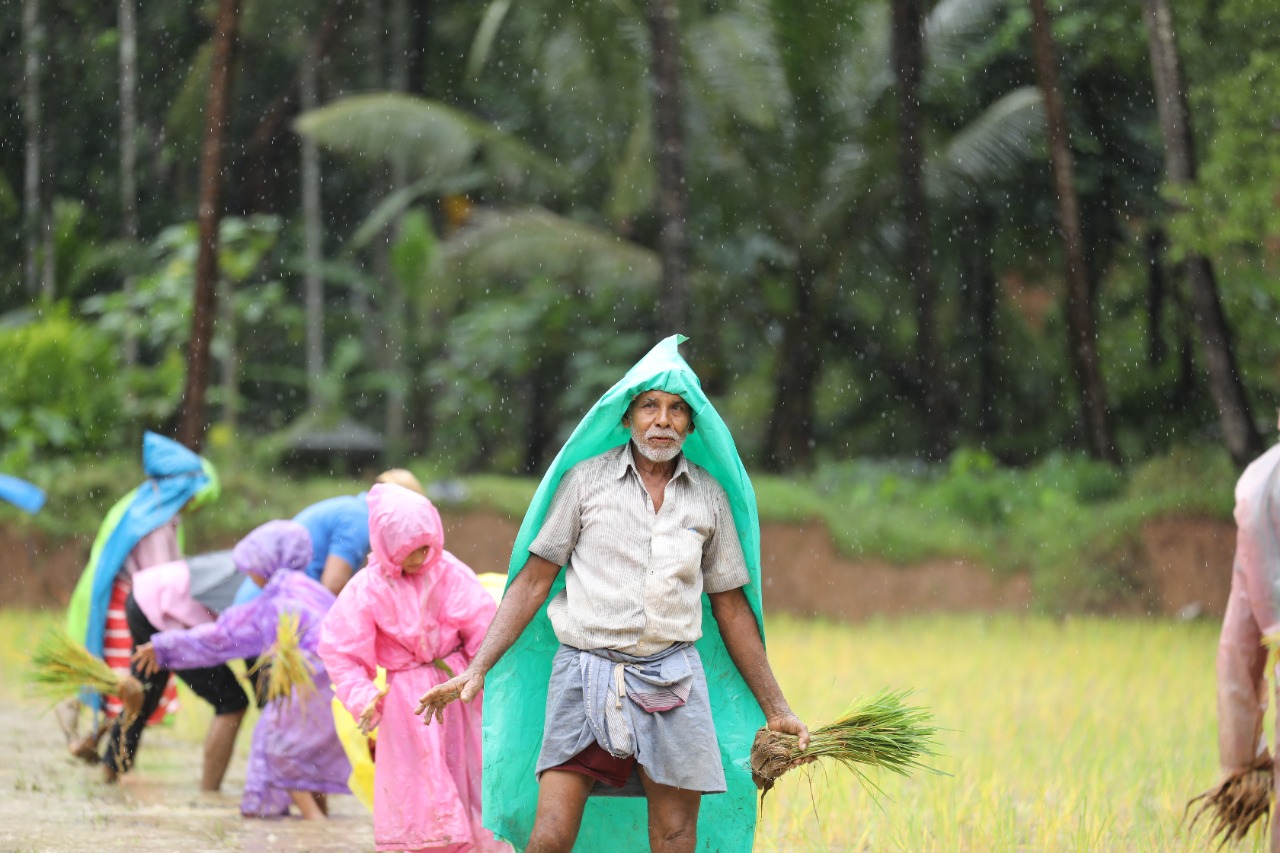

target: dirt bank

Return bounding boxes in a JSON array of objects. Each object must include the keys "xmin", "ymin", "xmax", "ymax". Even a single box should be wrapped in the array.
[{"xmin": 1, "ymin": 511, "xmax": 1238, "ymax": 620}]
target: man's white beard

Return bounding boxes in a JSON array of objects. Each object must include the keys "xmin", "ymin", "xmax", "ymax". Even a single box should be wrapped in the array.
[{"xmin": 631, "ymin": 424, "xmax": 685, "ymax": 463}]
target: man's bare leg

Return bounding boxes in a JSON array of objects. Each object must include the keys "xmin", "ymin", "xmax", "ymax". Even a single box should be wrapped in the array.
[
  {"xmin": 527, "ymin": 769, "xmax": 595, "ymax": 853},
  {"xmin": 640, "ymin": 768, "xmax": 701, "ymax": 853},
  {"xmin": 200, "ymin": 710, "xmax": 245, "ymax": 791},
  {"xmin": 288, "ymin": 790, "xmax": 326, "ymax": 820}
]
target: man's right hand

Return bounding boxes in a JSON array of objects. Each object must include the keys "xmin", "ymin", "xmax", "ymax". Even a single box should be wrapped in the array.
[{"xmin": 415, "ymin": 669, "xmax": 485, "ymax": 726}]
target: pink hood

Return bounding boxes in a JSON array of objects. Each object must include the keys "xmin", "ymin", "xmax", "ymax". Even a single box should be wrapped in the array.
[{"xmin": 366, "ymin": 483, "xmax": 445, "ymax": 580}]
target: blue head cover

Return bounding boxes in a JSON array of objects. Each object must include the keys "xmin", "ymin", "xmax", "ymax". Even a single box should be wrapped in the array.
[
  {"xmin": 0, "ymin": 474, "xmax": 45, "ymax": 514},
  {"xmin": 78, "ymin": 432, "xmax": 215, "ymax": 659}
]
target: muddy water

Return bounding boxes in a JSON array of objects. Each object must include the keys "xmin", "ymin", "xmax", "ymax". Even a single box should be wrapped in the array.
[{"xmin": 0, "ymin": 699, "xmax": 375, "ymax": 852}]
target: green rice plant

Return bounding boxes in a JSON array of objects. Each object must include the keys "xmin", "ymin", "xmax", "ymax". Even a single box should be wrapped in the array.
[
  {"xmin": 27, "ymin": 626, "xmax": 145, "ymax": 733},
  {"xmin": 28, "ymin": 627, "xmax": 129, "ymax": 703},
  {"xmin": 750, "ymin": 689, "xmax": 941, "ymax": 797},
  {"xmin": 755, "ymin": 614, "xmax": 1238, "ymax": 852}
]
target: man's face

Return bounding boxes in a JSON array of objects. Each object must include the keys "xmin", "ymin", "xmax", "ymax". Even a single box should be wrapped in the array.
[{"xmin": 624, "ymin": 390, "xmax": 692, "ymax": 463}]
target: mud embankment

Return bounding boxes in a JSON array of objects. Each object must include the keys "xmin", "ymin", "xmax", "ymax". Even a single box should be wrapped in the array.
[{"xmin": 3, "ymin": 511, "xmax": 1237, "ymax": 620}]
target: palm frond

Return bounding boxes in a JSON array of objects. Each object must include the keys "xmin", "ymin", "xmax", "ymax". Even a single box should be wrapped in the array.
[
  {"xmin": 604, "ymin": 110, "xmax": 656, "ymax": 226},
  {"xmin": 929, "ymin": 86, "xmax": 1045, "ymax": 201},
  {"xmin": 466, "ymin": 0, "xmax": 513, "ymax": 80},
  {"xmin": 687, "ymin": 10, "xmax": 792, "ymax": 132},
  {"xmin": 294, "ymin": 93, "xmax": 570, "ymax": 191},
  {"xmin": 443, "ymin": 207, "xmax": 659, "ymax": 291},
  {"xmin": 925, "ymin": 0, "xmax": 1008, "ymax": 80}
]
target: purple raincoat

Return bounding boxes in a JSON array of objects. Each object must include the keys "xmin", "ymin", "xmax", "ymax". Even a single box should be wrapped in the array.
[
  {"xmin": 319, "ymin": 484, "xmax": 506, "ymax": 853},
  {"xmin": 151, "ymin": 520, "xmax": 351, "ymax": 817}
]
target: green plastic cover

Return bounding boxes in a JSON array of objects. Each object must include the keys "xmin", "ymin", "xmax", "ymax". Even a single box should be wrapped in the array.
[{"xmin": 482, "ymin": 335, "xmax": 765, "ymax": 852}]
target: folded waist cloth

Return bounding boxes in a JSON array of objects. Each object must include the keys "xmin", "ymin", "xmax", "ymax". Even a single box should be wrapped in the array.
[{"xmin": 536, "ymin": 642, "xmax": 727, "ymax": 794}]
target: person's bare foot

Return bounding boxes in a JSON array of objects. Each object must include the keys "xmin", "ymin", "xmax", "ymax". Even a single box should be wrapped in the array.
[
  {"xmin": 70, "ymin": 731, "xmax": 103, "ymax": 764},
  {"xmin": 54, "ymin": 697, "xmax": 80, "ymax": 747},
  {"xmin": 288, "ymin": 791, "xmax": 327, "ymax": 820}
]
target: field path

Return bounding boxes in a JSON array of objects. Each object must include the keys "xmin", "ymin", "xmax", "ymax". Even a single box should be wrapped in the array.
[{"xmin": 0, "ymin": 695, "xmax": 374, "ymax": 852}]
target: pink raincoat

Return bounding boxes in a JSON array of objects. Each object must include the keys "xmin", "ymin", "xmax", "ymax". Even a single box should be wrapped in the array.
[
  {"xmin": 319, "ymin": 484, "xmax": 507, "ymax": 853},
  {"xmin": 1217, "ymin": 443, "xmax": 1280, "ymax": 849}
]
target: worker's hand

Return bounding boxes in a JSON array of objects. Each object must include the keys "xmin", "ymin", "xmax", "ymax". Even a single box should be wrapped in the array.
[
  {"xmin": 767, "ymin": 710, "xmax": 812, "ymax": 760},
  {"xmin": 358, "ymin": 684, "xmax": 390, "ymax": 735},
  {"xmin": 130, "ymin": 643, "xmax": 159, "ymax": 677},
  {"xmin": 415, "ymin": 669, "xmax": 485, "ymax": 726}
]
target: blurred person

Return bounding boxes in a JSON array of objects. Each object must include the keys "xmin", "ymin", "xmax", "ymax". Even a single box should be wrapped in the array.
[
  {"xmin": 100, "ymin": 548, "xmax": 249, "ymax": 788},
  {"xmin": 59, "ymin": 431, "xmax": 219, "ymax": 759},
  {"xmin": 1215, "ymin": 410, "xmax": 1280, "ymax": 850},
  {"xmin": 232, "ymin": 468, "xmax": 425, "ymax": 605},
  {"xmin": 417, "ymin": 336, "xmax": 807, "ymax": 853},
  {"xmin": 320, "ymin": 483, "xmax": 507, "ymax": 852},
  {"xmin": 132, "ymin": 520, "xmax": 351, "ymax": 818}
]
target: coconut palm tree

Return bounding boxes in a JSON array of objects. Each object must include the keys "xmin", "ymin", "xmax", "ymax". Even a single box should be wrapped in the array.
[
  {"xmin": 685, "ymin": 0, "xmax": 1044, "ymax": 467},
  {"xmin": 178, "ymin": 0, "xmax": 243, "ymax": 453}
]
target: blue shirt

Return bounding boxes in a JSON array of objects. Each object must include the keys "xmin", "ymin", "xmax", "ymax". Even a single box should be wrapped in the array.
[{"xmin": 232, "ymin": 492, "xmax": 370, "ymax": 605}]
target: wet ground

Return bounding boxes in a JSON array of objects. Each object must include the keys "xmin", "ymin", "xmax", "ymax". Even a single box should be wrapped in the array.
[{"xmin": 0, "ymin": 697, "xmax": 375, "ymax": 853}]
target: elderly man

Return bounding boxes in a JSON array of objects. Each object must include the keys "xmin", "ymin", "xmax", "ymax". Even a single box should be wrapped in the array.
[{"xmin": 418, "ymin": 336, "xmax": 806, "ymax": 853}]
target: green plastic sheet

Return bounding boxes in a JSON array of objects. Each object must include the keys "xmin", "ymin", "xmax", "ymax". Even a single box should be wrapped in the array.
[{"xmin": 482, "ymin": 335, "xmax": 765, "ymax": 852}]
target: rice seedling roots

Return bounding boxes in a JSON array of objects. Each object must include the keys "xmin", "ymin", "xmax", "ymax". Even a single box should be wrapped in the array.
[{"xmin": 1186, "ymin": 752, "xmax": 1273, "ymax": 847}]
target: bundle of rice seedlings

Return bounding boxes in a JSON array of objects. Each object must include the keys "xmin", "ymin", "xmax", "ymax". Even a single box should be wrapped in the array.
[
  {"xmin": 1185, "ymin": 752, "xmax": 1273, "ymax": 846},
  {"xmin": 248, "ymin": 611, "xmax": 317, "ymax": 707},
  {"xmin": 28, "ymin": 628, "xmax": 145, "ymax": 724},
  {"xmin": 750, "ymin": 688, "xmax": 941, "ymax": 799}
]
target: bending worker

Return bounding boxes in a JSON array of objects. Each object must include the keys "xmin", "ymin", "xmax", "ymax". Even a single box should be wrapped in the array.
[{"xmin": 1216, "ymin": 411, "xmax": 1280, "ymax": 851}]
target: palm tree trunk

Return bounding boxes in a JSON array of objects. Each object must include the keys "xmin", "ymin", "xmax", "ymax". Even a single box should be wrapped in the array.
[
  {"xmin": 646, "ymin": 0, "xmax": 690, "ymax": 334},
  {"xmin": 22, "ymin": 0, "xmax": 43, "ymax": 297},
  {"xmin": 892, "ymin": 0, "xmax": 949, "ymax": 460},
  {"xmin": 407, "ymin": 0, "xmax": 433, "ymax": 94},
  {"xmin": 300, "ymin": 39, "xmax": 325, "ymax": 414},
  {"xmin": 219, "ymin": 279, "xmax": 238, "ymax": 432},
  {"xmin": 1144, "ymin": 229, "xmax": 1167, "ymax": 368},
  {"xmin": 1027, "ymin": 0, "xmax": 1118, "ymax": 463},
  {"xmin": 763, "ymin": 265, "xmax": 820, "ymax": 471},
  {"xmin": 119, "ymin": 0, "xmax": 139, "ymax": 369},
  {"xmin": 178, "ymin": 0, "xmax": 242, "ymax": 453},
  {"xmin": 1140, "ymin": 0, "xmax": 1263, "ymax": 466}
]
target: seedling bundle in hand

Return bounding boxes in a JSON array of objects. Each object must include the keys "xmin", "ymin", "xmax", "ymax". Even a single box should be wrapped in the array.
[
  {"xmin": 28, "ymin": 628, "xmax": 145, "ymax": 724},
  {"xmin": 248, "ymin": 610, "xmax": 317, "ymax": 708},
  {"xmin": 750, "ymin": 688, "xmax": 942, "ymax": 798}
]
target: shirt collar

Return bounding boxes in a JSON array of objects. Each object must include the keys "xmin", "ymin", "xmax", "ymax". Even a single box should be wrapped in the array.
[{"xmin": 615, "ymin": 442, "xmax": 698, "ymax": 483}]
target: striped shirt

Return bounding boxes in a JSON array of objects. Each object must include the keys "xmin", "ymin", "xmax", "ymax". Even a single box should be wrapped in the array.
[{"xmin": 530, "ymin": 444, "xmax": 750, "ymax": 656}]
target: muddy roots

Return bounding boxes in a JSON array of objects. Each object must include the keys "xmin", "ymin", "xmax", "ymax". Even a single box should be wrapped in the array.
[
  {"xmin": 749, "ymin": 728, "xmax": 796, "ymax": 797},
  {"xmin": 1186, "ymin": 754, "xmax": 1273, "ymax": 847}
]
